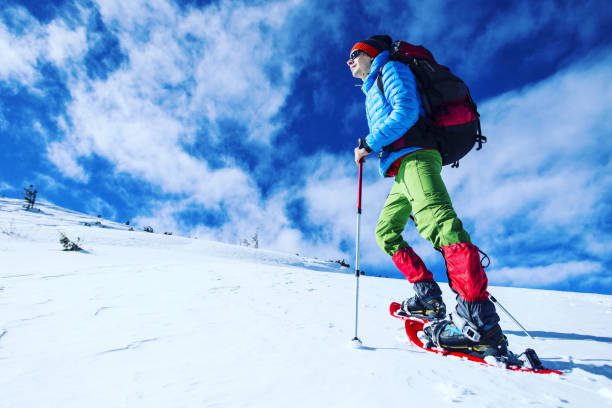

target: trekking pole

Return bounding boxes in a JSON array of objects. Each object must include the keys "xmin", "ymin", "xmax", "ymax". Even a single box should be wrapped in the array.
[
  {"xmin": 489, "ymin": 293, "xmax": 534, "ymax": 340},
  {"xmin": 351, "ymin": 160, "xmax": 364, "ymax": 348}
]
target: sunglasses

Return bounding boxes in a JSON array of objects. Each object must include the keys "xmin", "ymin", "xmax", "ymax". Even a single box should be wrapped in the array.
[{"xmin": 350, "ymin": 49, "xmax": 368, "ymax": 61}]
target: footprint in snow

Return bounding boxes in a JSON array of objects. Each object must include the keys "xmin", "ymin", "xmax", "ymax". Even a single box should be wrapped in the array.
[{"xmin": 437, "ymin": 382, "xmax": 476, "ymax": 403}]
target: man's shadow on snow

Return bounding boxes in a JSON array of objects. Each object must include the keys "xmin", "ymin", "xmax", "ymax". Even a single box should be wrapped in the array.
[
  {"xmin": 507, "ymin": 330, "xmax": 612, "ymax": 379},
  {"xmin": 506, "ymin": 330, "xmax": 612, "ymax": 343},
  {"xmin": 545, "ymin": 359, "xmax": 612, "ymax": 380}
]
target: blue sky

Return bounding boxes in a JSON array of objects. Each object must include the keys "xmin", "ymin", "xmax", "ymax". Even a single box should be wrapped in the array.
[{"xmin": 1, "ymin": 0, "xmax": 611, "ymax": 294}]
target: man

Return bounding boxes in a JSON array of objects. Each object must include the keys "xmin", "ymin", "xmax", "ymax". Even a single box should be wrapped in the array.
[{"xmin": 347, "ymin": 35, "xmax": 508, "ymax": 358}]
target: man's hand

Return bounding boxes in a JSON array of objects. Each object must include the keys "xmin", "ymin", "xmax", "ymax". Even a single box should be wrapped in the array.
[{"xmin": 354, "ymin": 147, "xmax": 369, "ymax": 164}]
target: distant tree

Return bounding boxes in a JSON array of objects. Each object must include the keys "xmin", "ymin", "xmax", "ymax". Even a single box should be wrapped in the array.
[
  {"xmin": 23, "ymin": 185, "xmax": 33, "ymax": 203},
  {"xmin": 84, "ymin": 219, "xmax": 103, "ymax": 227},
  {"xmin": 125, "ymin": 220, "xmax": 130, "ymax": 225},
  {"xmin": 241, "ymin": 231, "xmax": 259, "ymax": 248},
  {"xmin": 143, "ymin": 226, "xmax": 154, "ymax": 233},
  {"xmin": 23, "ymin": 185, "xmax": 37, "ymax": 209},
  {"xmin": 59, "ymin": 233, "xmax": 83, "ymax": 251}
]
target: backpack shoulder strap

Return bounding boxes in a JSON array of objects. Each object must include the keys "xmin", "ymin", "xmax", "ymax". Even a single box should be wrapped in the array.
[{"xmin": 376, "ymin": 61, "xmax": 390, "ymax": 98}]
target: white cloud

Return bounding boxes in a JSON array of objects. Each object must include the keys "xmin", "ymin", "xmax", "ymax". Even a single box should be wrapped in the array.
[
  {"xmin": 358, "ymin": 0, "xmax": 611, "ymax": 79},
  {"xmin": 135, "ymin": 189, "xmax": 318, "ymax": 257},
  {"xmin": 132, "ymin": 200, "xmax": 187, "ymax": 235},
  {"xmin": 46, "ymin": 142, "xmax": 89, "ymax": 183},
  {"xmin": 0, "ymin": 13, "xmax": 40, "ymax": 84},
  {"xmin": 0, "ymin": 0, "xmax": 356, "ymax": 262},
  {"xmin": 26, "ymin": 0, "xmax": 356, "ymax": 260},
  {"xmin": 85, "ymin": 196, "xmax": 118, "ymax": 220},
  {"xmin": 0, "ymin": 5, "xmax": 87, "ymax": 84},
  {"xmin": 85, "ymin": 0, "xmax": 303, "ymax": 144},
  {"xmin": 490, "ymin": 261, "xmax": 601, "ymax": 286},
  {"xmin": 37, "ymin": 0, "xmax": 349, "ymax": 208},
  {"xmin": 32, "ymin": 173, "xmax": 65, "ymax": 193},
  {"xmin": 45, "ymin": 18, "xmax": 88, "ymax": 67}
]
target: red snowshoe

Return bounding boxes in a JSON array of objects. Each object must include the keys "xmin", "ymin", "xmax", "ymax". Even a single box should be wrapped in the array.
[{"xmin": 390, "ymin": 302, "xmax": 562, "ymax": 375}]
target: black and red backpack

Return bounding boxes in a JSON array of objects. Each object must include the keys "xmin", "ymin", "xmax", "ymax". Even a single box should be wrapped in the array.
[{"xmin": 377, "ymin": 41, "xmax": 486, "ymax": 167}]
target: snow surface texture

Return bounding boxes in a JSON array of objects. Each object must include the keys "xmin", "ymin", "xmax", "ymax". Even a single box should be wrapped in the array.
[{"xmin": 1, "ymin": 197, "xmax": 611, "ymax": 407}]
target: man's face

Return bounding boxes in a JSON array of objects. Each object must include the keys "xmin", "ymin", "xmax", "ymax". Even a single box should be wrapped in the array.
[{"xmin": 347, "ymin": 50, "xmax": 373, "ymax": 80}]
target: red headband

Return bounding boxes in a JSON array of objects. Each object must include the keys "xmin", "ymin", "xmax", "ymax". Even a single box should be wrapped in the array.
[{"xmin": 350, "ymin": 42, "xmax": 381, "ymax": 59}]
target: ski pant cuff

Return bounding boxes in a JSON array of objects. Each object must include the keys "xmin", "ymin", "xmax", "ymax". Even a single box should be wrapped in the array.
[
  {"xmin": 455, "ymin": 297, "xmax": 500, "ymax": 331},
  {"xmin": 413, "ymin": 280, "xmax": 442, "ymax": 300}
]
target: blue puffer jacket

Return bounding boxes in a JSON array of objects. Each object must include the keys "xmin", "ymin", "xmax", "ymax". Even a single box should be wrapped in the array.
[{"xmin": 362, "ymin": 50, "xmax": 424, "ymax": 177}]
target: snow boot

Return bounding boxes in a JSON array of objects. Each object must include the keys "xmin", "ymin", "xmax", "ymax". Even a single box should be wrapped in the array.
[
  {"xmin": 399, "ymin": 295, "xmax": 446, "ymax": 320},
  {"xmin": 423, "ymin": 317, "xmax": 508, "ymax": 358}
]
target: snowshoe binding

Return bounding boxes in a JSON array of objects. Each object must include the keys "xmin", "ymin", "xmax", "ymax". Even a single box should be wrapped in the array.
[
  {"xmin": 397, "ymin": 296, "xmax": 446, "ymax": 321},
  {"xmin": 423, "ymin": 315, "xmax": 508, "ymax": 359}
]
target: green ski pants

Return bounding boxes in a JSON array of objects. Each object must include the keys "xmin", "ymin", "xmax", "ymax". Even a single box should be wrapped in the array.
[{"xmin": 375, "ymin": 149, "xmax": 471, "ymax": 256}]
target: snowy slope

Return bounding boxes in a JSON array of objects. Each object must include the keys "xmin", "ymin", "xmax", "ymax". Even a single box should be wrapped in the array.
[{"xmin": 0, "ymin": 197, "xmax": 611, "ymax": 408}]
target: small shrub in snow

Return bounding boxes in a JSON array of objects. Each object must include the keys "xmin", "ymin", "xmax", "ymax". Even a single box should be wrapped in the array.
[
  {"xmin": 330, "ymin": 259, "xmax": 350, "ymax": 268},
  {"xmin": 59, "ymin": 233, "xmax": 83, "ymax": 251},
  {"xmin": 0, "ymin": 221, "xmax": 17, "ymax": 237},
  {"xmin": 164, "ymin": 232, "xmax": 173, "ymax": 235},
  {"xmin": 143, "ymin": 226, "xmax": 154, "ymax": 233}
]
